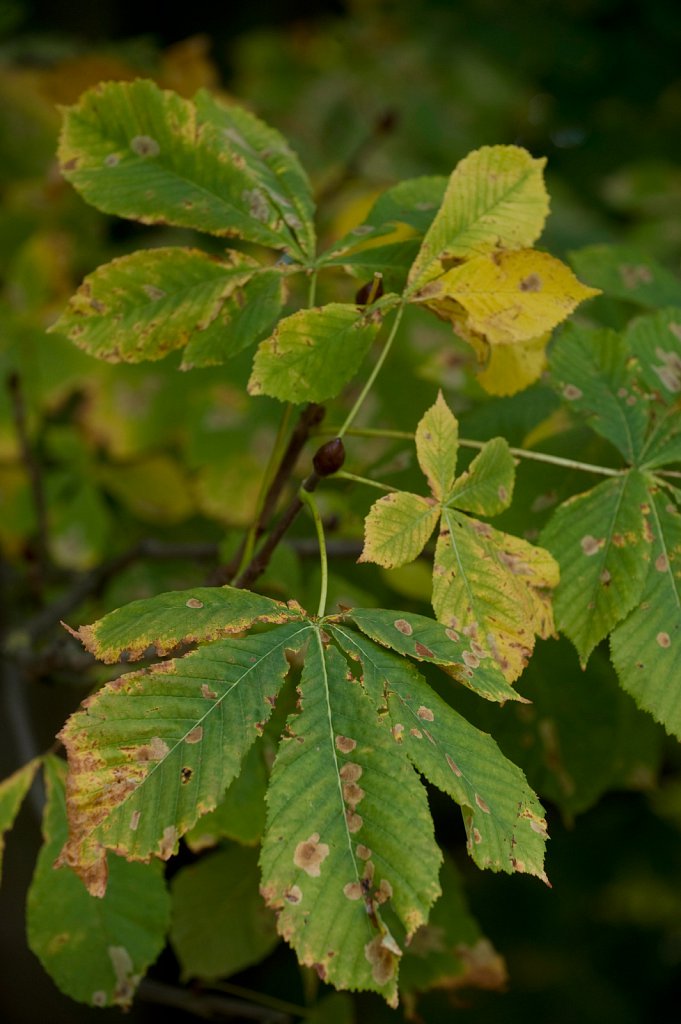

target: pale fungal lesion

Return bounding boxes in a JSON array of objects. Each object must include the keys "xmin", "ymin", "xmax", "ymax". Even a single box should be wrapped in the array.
[
  {"xmin": 130, "ymin": 135, "xmax": 160, "ymax": 158},
  {"xmin": 293, "ymin": 833, "xmax": 330, "ymax": 877}
]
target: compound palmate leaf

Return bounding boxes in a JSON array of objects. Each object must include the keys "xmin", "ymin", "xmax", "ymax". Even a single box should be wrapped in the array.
[
  {"xmin": 361, "ymin": 393, "xmax": 559, "ymax": 681},
  {"xmin": 59, "ymin": 80, "xmax": 313, "ymax": 259},
  {"xmin": 50, "ymin": 248, "xmax": 285, "ymax": 367},
  {"xmin": 60, "ymin": 585, "xmax": 548, "ymax": 1005}
]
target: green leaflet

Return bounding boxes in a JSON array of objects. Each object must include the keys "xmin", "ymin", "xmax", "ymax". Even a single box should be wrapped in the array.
[
  {"xmin": 58, "ymin": 81, "xmax": 313, "ymax": 259},
  {"xmin": 260, "ymin": 632, "xmax": 442, "ymax": 1007},
  {"xmin": 27, "ymin": 756, "xmax": 170, "ymax": 1009},
  {"xmin": 549, "ymin": 324, "xmax": 649, "ymax": 462},
  {"xmin": 194, "ymin": 88, "xmax": 316, "ymax": 259},
  {"xmin": 67, "ymin": 583, "xmax": 299, "ymax": 663},
  {"xmin": 0, "ymin": 758, "xmax": 41, "ymax": 883},
  {"xmin": 360, "ymin": 393, "xmax": 558, "ymax": 682},
  {"xmin": 51, "ymin": 248, "xmax": 285, "ymax": 367},
  {"xmin": 58, "ymin": 620, "xmax": 311, "ymax": 896},
  {"xmin": 569, "ymin": 244, "xmax": 681, "ymax": 309},
  {"xmin": 611, "ymin": 488, "xmax": 681, "ymax": 738},
  {"xmin": 346, "ymin": 607, "xmax": 520, "ymax": 704},
  {"xmin": 170, "ymin": 844, "xmax": 278, "ymax": 980},
  {"xmin": 625, "ymin": 307, "xmax": 681, "ymax": 403},
  {"xmin": 541, "ymin": 471, "xmax": 652, "ymax": 665},
  {"xmin": 248, "ymin": 303, "xmax": 383, "ymax": 404},
  {"xmin": 407, "ymin": 145, "xmax": 549, "ymax": 291},
  {"xmin": 330, "ymin": 627, "xmax": 548, "ymax": 880},
  {"xmin": 318, "ymin": 176, "xmax": 447, "ymax": 289}
]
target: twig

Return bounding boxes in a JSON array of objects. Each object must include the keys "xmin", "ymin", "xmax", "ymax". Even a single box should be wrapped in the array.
[
  {"xmin": 137, "ymin": 978, "xmax": 291, "ymax": 1022},
  {"xmin": 6, "ymin": 372, "xmax": 49, "ymax": 594},
  {"xmin": 209, "ymin": 404, "xmax": 325, "ymax": 587}
]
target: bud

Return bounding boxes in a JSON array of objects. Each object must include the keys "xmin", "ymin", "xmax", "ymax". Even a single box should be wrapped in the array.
[{"xmin": 312, "ymin": 438, "xmax": 346, "ymax": 477}]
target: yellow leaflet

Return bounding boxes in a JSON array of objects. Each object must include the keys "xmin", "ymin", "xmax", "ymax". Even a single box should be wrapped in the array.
[
  {"xmin": 408, "ymin": 145, "xmax": 549, "ymax": 290},
  {"xmin": 415, "ymin": 390, "xmax": 459, "ymax": 501},
  {"xmin": 419, "ymin": 249, "xmax": 599, "ymax": 346},
  {"xmin": 477, "ymin": 334, "xmax": 550, "ymax": 396}
]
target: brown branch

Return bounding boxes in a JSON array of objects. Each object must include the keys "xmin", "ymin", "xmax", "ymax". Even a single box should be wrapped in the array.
[
  {"xmin": 137, "ymin": 978, "xmax": 291, "ymax": 1022},
  {"xmin": 7, "ymin": 372, "xmax": 49, "ymax": 595},
  {"xmin": 209, "ymin": 403, "xmax": 325, "ymax": 586}
]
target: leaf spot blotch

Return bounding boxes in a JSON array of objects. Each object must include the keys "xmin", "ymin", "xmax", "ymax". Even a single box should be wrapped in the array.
[
  {"xmin": 186, "ymin": 597, "xmax": 204, "ymax": 609},
  {"xmin": 185, "ymin": 726, "xmax": 203, "ymax": 744},
  {"xmin": 415, "ymin": 642, "xmax": 435, "ymax": 658},
  {"xmin": 475, "ymin": 793, "xmax": 491, "ymax": 814},
  {"xmin": 394, "ymin": 618, "xmax": 413, "ymax": 636},
  {"xmin": 335, "ymin": 735, "xmax": 357, "ymax": 753},
  {"xmin": 657, "ymin": 632, "xmax": 671, "ymax": 648},
  {"xmin": 520, "ymin": 273, "xmax": 542, "ymax": 292},
  {"xmin": 344, "ymin": 881, "xmax": 363, "ymax": 900},
  {"xmin": 656, "ymin": 553, "xmax": 669, "ymax": 572},
  {"xmin": 417, "ymin": 706, "xmax": 434, "ymax": 721},
  {"xmin": 563, "ymin": 384, "xmax": 582, "ymax": 401},
  {"xmin": 284, "ymin": 885, "xmax": 302, "ymax": 904},
  {"xmin": 294, "ymin": 833, "xmax": 330, "ymax": 877},
  {"xmin": 580, "ymin": 535, "xmax": 601, "ymax": 556},
  {"xmin": 131, "ymin": 135, "xmax": 160, "ymax": 157}
]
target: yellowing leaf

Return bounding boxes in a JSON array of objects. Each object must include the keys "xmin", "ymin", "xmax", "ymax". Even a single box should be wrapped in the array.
[
  {"xmin": 408, "ymin": 146, "xmax": 549, "ymax": 291},
  {"xmin": 418, "ymin": 250, "xmax": 599, "ymax": 346},
  {"xmin": 359, "ymin": 491, "xmax": 439, "ymax": 568},
  {"xmin": 415, "ymin": 390, "xmax": 459, "ymax": 501},
  {"xmin": 435, "ymin": 509, "xmax": 558, "ymax": 681},
  {"xmin": 360, "ymin": 394, "xmax": 558, "ymax": 681},
  {"xmin": 477, "ymin": 334, "xmax": 550, "ymax": 396}
]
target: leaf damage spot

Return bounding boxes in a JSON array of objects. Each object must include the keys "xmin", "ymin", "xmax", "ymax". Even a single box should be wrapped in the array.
[
  {"xmin": 391, "ymin": 723, "xmax": 404, "ymax": 741},
  {"xmin": 185, "ymin": 597, "xmax": 204, "ymax": 609},
  {"xmin": 129, "ymin": 736, "xmax": 169, "ymax": 762},
  {"xmin": 129, "ymin": 810, "xmax": 141, "ymax": 831},
  {"xmin": 656, "ymin": 553, "xmax": 669, "ymax": 572},
  {"xmin": 130, "ymin": 135, "xmax": 160, "ymax": 157},
  {"xmin": 475, "ymin": 793, "xmax": 491, "ymax": 814},
  {"xmin": 92, "ymin": 991, "xmax": 107, "ymax": 1007},
  {"xmin": 356, "ymin": 844, "xmax": 372, "ymax": 860},
  {"xmin": 580, "ymin": 535, "xmax": 602, "ymax": 556},
  {"xmin": 417, "ymin": 706, "xmax": 434, "ymax": 721},
  {"xmin": 104, "ymin": 153, "xmax": 120, "ymax": 167},
  {"xmin": 657, "ymin": 632, "xmax": 671, "ymax": 648},
  {"xmin": 563, "ymin": 384, "xmax": 583, "ymax": 400},
  {"xmin": 339, "ymin": 762, "xmax": 363, "ymax": 782},
  {"xmin": 159, "ymin": 825, "xmax": 178, "ymax": 859},
  {"xmin": 335, "ymin": 735, "xmax": 357, "ymax": 753},
  {"xmin": 446, "ymin": 754, "xmax": 463, "ymax": 776},
  {"xmin": 652, "ymin": 347, "xmax": 681, "ymax": 392},
  {"xmin": 343, "ymin": 782, "xmax": 365, "ymax": 807},
  {"xmin": 201, "ymin": 684, "xmax": 218, "ymax": 699},
  {"xmin": 462, "ymin": 650, "xmax": 480, "ymax": 669},
  {"xmin": 344, "ymin": 881, "xmax": 363, "ymax": 900},
  {"xmin": 284, "ymin": 885, "xmax": 302, "ymax": 904},
  {"xmin": 415, "ymin": 642, "xmax": 435, "ymax": 658},
  {"xmin": 619, "ymin": 264, "xmax": 652, "ymax": 289},
  {"xmin": 394, "ymin": 618, "xmax": 413, "ymax": 636},
  {"xmin": 293, "ymin": 833, "xmax": 330, "ymax": 877},
  {"xmin": 410, "ymin": 727, "xmax": 423, "ymax": 739},
  {"xmin": 445, "ymin": 627, "xmax": 460, "ymax": 642},
  {"xmin": 365, "ymin": 934, "xmax": 400, "ymax": 986},
  {"xmin": 346, "ymin": 810, "xmax": 363, "ymax": 833},
  {"xmin": 181, "ymin": 766, "xmax": 193, "ymax": 784},
  {"xmin": 519, "ymin": 273, "xmax": 542, "ymax": 292},
  {"xmin": 375, "ymin": 879, "xmax": 393, "ymax": 904},
  {"xmin": 185, "ymin": 726, "xmax": 203, "ymax": 744},
  {"xmin": 109, "ymin": 946, "xmax": 137, "ymax": 1006}
]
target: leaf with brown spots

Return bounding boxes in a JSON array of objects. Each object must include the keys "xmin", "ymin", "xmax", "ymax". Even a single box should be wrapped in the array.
[
  {"xmin": 50, "ymin": 248, "xmax": 285, "ymax": 368},
  {"xmin": 541, "ymin": 471, "xmax": 651, "ymax": 665},
  {"xmin": 248, "ymin": 303, "xmax": 383, "ymax": 405},
  {"xmin": 58, "ymin": 620, "xmax": 311, "ymax": 895},
  {"xmin": 58, "ymin": 80, "xmax": 314, "ymax": 258},
  {"xmin": 407, "ymin": 145, "xmax": 549, "ymax": 292},
  {"xmin": 343, "ymin": 609, "xmax": 521, "ymax": 704},
  {"xmin": 260, "ymin": 630, "xmax": 441, "ymax": 1006},
  {"xmin": 611, "ymin": 487, "xmax": 681, "ymax": 738},
  {"xmin": 27, "ymin": 756, "xmax": 169, "ymax": 1009},
  {"xmin": 415, "ymin": 390, "xmax": 459, "ymax": 501},
  {"xmin": 359, "ymin": 491, "xmax": 439, "ymax": 569},
  {"xmin": 67, "ymin": 584, "xmax": 299, "ymax": 663},
  {"xmin": 330, "ymin": 630, "xmax": 548, "ymax": 881}
]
